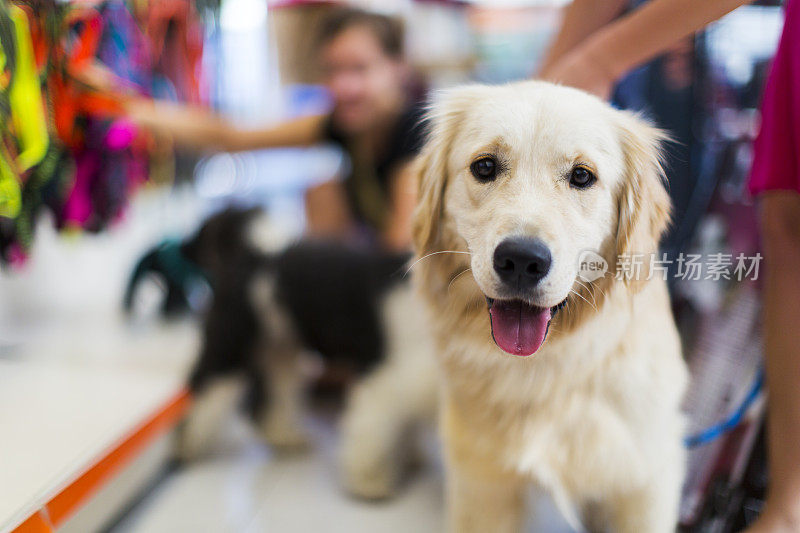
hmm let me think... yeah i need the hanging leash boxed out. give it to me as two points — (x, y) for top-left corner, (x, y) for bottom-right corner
(684, 366), (765, 448)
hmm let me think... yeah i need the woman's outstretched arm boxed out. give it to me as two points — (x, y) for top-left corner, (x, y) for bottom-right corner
(126, 98), (326, 152)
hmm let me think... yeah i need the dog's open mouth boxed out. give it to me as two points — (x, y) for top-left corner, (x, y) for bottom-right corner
(486, 297), (567, 356)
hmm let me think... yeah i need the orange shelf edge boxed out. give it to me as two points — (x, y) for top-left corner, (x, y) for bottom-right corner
(11, 388), (192, 533)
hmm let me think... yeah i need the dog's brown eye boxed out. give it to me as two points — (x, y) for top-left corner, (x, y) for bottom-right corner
(569, 167), (596, 189)
(470, 157), (498, 182)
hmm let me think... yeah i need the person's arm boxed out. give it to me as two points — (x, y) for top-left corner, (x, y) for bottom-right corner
(382, 161), (417, 251)
(302, 161), (417, 250)
(304, 180), (355, 239)
(749, 195), (800, 533)
(125, 98), (326, 152)
(539, 0), (752, 98)
(538, 0), (628, 75)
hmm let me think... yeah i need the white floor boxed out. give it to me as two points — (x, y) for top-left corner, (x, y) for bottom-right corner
(114, 413), (446, 533)
(113, 409), (576, 533)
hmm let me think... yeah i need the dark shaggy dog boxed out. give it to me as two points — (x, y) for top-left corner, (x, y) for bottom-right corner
(179, 207), (438, 499)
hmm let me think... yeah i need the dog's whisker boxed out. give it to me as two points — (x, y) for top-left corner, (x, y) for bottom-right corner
(585, 279), (608, 301)
(573, 279), (590, 296)
(574, 279), (599, 308)
(447, 268), (472, 293)
(570, 289), (597, 312)
(578, 278), (607, 307)
(404, 250), (472, 276)
(573, 279), (589, 291)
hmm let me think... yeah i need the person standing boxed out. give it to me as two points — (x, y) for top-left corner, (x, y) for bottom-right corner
(746, 1), (800, 530)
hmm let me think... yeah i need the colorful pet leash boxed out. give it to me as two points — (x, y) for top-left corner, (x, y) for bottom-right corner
(0, 3), (49, 219)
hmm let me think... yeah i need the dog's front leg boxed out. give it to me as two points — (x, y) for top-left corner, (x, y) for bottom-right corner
(603, 454), (683, 533)
(339, 359), (437, 499)
(443, 401), (527, 533)
(447, 464), (528, 533)
(259, 343), (309, 452)
(178, 375), (246, 461)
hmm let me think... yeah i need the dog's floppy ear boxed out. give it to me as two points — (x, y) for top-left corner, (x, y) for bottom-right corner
(412, 87), (482, 256)
(614, 111), (672, 290)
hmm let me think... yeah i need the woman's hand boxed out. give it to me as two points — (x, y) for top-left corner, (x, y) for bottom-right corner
(539, 0), (751, 101)
(538, 43), (618, 100)
(123, 98), (192, 135)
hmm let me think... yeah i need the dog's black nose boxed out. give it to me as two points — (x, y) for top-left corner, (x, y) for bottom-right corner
(493, 238), (552, 289)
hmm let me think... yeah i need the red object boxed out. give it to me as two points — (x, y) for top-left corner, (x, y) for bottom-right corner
(47, 8), (126, 148)
(140, 0), (205, 104)
(749, 0), (800, 195)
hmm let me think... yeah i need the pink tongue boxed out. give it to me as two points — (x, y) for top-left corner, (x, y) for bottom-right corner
(489, 300), (551, 356)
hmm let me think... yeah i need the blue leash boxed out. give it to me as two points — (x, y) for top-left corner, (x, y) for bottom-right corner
(684, 367), (765, 448)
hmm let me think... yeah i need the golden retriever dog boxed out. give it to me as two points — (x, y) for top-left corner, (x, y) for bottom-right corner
(412, 80), (688, 532)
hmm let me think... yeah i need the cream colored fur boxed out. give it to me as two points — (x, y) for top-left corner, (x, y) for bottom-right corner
(412, 81), (687, 532)
(339, 283), (439, 498)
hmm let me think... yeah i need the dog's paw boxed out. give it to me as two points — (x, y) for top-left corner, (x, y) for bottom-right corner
(173, 422), (211, 463)
(260, 420), (310, 453)
(340, 449), (400, 500)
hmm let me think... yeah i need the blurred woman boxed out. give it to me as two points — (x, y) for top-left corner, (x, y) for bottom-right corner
(127, 8), (425, 251)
